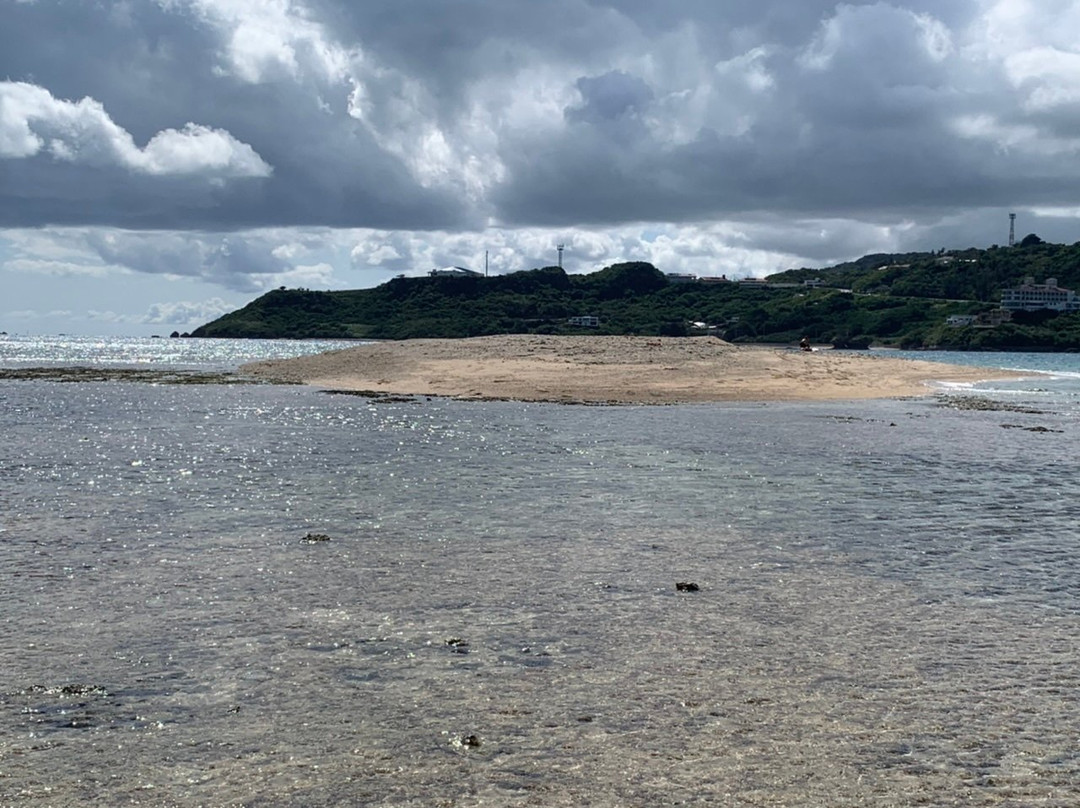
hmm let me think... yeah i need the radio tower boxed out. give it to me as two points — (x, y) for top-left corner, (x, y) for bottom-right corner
(1009, 213), (1016, 247)
(556, 244), (565, 268)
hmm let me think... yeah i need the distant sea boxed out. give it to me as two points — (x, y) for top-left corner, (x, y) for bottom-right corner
(2, 335), (1080, 806)
(0, 333), (361, 370)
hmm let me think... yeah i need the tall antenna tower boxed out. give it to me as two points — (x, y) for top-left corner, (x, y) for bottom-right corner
(556, 244), (565, 268)
(1009, 212), (1016, 247)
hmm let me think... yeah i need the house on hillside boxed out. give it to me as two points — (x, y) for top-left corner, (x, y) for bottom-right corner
(568, 315), (600, 328)
(946, 315), (977, 327)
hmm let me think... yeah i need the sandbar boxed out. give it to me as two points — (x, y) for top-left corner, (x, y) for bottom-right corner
(240, 335), (1024, 404)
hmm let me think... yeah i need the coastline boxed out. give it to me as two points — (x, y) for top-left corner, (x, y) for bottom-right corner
(239, 334), (1027, 404)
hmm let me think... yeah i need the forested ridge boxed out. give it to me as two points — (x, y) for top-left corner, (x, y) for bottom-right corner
(191, 238), (1080, 350)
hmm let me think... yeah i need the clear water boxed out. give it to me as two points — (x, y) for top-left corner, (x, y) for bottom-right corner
(2, 341), (1080, 806)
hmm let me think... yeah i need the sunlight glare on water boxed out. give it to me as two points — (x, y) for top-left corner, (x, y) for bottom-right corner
(0, 334), (360, 370)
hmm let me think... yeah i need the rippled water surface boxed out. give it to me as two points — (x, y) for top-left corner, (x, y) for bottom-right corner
(2, 347), (1080, 805)
(0, 334), (360, 370)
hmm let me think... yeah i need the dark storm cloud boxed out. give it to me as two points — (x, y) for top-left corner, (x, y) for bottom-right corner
(0, 0), (468, 229)
(491, 1), (1064, 226)
(567, 71), (655, 126)
(3, 0), (1080, 241)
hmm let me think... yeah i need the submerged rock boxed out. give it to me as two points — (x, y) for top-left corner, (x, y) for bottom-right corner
(0, 367), (261, 385)
(300, 532), (332, 543)
(939, 395), (1046, 414)
(675, 581), (700, 592)
(445, 637), (470, 654)
(1001, 423), (1063, 433)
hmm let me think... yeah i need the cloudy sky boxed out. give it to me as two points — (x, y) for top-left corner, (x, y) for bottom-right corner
(3, 0), (1080, 335)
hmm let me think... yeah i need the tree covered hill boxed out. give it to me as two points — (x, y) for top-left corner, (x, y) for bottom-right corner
(768, 236), (1080, 301)
(190, 241), (1080, 349)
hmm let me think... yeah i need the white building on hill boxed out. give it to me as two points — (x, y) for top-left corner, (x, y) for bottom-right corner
(1001, 277), (1080, 312)
(568, 315), (600, 328)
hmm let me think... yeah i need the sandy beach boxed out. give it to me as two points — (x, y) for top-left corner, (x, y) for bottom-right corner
(240, 334), (1022, 404)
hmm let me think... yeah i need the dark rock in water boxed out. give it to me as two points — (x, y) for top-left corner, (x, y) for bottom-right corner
(939, 395), (1045, 414)
(460, 734), (481, 748)
(675, 581), (700, 592)
(0, 367), (255, 385)
(1001, 423), (1063, 433)
(322, 389), (416, 404)
(300, 532), (332, 543)
(445, 637), (469, 653)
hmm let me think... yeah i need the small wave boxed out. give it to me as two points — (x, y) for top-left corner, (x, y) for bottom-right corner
(1004, 366), (1080, 380)
(929, 380), (977, 391)
(971, 386), (1055, 397)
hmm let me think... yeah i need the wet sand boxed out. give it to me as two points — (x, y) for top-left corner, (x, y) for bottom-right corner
(241, 335), (1023, 404)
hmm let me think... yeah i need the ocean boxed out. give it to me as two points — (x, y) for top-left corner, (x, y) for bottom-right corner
(2, 336), (1080, 806)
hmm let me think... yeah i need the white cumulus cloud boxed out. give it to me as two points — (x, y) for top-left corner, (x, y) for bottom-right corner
(0, 81), (271, 178)
(141, 298), (235, 325)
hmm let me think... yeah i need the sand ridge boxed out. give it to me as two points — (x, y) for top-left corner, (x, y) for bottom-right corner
(240, 334), (1024, 404)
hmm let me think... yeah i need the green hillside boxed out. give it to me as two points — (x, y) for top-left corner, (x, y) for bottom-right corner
(768, 235), (1080, 301)
(190, 240), (1080, 350)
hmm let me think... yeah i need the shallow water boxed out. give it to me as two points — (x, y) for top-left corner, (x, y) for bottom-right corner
(2, 372), (1080, 806)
